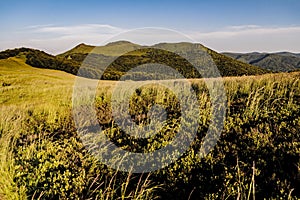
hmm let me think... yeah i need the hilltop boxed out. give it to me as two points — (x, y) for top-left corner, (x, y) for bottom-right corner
(59, 41), (142, 57)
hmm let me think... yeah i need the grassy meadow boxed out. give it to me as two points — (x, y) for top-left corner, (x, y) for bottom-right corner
(0, 57), (299, 199)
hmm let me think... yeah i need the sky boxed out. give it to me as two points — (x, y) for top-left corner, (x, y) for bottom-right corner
(0, 0), (300, 54)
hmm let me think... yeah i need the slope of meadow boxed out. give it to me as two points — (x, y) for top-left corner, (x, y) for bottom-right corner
(0, 57), (299, 199)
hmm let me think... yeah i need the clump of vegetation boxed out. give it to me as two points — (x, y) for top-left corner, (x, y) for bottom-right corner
(10, 111), (159, 200)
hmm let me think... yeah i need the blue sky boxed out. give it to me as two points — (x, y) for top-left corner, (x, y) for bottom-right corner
(1, 0), (300, 54)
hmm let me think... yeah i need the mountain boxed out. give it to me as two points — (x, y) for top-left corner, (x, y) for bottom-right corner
(223, 52), (300, 72)
(58, 41), (268, 78)
(0, 42), (268, 80)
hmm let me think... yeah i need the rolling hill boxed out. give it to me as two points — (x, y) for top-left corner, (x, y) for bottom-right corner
(0, 41), (268, 80)
(223, 52), (300, 72)
(59, 41), (268, 78)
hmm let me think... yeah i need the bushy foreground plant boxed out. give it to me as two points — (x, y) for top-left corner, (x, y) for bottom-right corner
(11, 111), (160, 200)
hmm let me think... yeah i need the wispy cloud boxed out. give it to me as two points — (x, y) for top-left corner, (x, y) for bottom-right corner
(225, 25), (261, 30)
(0, 24), (300, 54)
(190, 25), (300, 52)
(33, 24), (124, 35)
(0, 24), (126, 54)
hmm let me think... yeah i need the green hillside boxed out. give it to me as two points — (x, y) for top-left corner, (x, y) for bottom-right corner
(59, 41), (268, 78)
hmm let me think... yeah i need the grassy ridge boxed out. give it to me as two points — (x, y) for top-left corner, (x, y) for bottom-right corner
(0, 58), (299, 199)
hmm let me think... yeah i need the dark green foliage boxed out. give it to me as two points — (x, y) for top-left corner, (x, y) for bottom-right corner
(0, 48), (34, 59)
(102, 48), (202, 80)
(25, 51), (80, 75)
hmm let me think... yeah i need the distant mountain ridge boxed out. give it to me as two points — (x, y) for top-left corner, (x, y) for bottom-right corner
(0, 41), (268, 80)
(223, 52), (300, 72)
